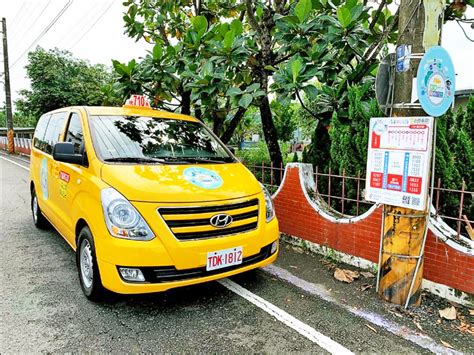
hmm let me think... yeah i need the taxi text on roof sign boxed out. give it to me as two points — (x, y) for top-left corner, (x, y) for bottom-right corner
(124, 94), (151, 108)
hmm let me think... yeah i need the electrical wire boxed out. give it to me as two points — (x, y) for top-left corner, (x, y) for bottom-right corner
(11, 1), (52, 50)
(456, 20), (474, 42)
(7, 2), (29, 34)
(10, 0), (74, 69)
(68, 0), (115, 51)
(52, 0), (106, 49)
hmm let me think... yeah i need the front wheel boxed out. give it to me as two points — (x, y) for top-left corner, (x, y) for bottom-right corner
(76, 226), (106, 301)
(31, 187), (49, 229)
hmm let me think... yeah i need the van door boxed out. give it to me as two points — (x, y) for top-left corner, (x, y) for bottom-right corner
(31, 114), (52, 215)
(51, 111), (87, 245)
(43, 111), (68, 233)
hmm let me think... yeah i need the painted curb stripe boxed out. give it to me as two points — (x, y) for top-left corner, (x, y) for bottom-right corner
(263, 264), (461, 355)
(218, 278), (353, 355)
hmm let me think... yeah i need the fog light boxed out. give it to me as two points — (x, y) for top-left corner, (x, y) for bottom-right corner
(271, 240), (278, 254)
(119, 267), (145, 282)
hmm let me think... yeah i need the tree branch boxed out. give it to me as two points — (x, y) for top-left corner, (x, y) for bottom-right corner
(336, 8), (399, 97)
(296, 90), (319, 120)
(245, 0), (262, 34)
(369, 0), (387, 32)
(220, 107), (247, 144)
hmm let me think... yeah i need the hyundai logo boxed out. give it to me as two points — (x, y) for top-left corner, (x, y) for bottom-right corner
(210, 213), (233, 228)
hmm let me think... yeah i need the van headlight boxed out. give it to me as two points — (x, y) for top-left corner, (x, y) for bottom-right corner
(261, 184), (275, 222)
(101, 188), (154, 240)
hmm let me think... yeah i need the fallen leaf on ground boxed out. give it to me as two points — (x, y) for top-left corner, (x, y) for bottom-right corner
(292, 247), (304, 254)
(334, 268), (360, 283)
(414, 321), (423, 332)
(365, 324), (377, 333)
(388, 310), (403, 318)
(439, 306), (457, 320)
(361, 271), (375, 278)
(360, 284), (373, 291)
(469, 309), (474, 316)
(441, 340), (454, 349)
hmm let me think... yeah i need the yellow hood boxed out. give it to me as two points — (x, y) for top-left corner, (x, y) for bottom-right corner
(100, 162), (262, 203)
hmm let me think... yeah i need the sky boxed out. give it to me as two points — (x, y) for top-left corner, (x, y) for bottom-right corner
(0, 0), (473, 109)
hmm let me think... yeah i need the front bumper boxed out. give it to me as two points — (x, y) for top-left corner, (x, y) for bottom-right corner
(98, 241), (278, 294)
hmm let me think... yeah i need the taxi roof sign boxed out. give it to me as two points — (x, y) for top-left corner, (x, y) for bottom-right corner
(124, 94), (151, 108)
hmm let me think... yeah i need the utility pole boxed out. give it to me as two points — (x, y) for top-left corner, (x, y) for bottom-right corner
(378, 0), (443, 306)
(2, 17), (14, 154)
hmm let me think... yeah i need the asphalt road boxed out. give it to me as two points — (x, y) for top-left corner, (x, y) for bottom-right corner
(0, 155), (448, 353)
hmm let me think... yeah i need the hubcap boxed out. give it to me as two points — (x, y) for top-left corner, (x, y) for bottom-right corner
(80, 240), (93, 289)
(32, 196), (38, 223)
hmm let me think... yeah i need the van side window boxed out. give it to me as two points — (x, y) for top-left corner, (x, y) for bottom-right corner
(44, 112), (67, 155)
(33, 114), (51, 151)
(65, 113), (84, 154)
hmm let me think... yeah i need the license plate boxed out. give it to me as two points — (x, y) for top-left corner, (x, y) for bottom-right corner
(206, 246), (243, 271)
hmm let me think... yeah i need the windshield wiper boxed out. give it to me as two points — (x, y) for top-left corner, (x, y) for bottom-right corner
(104, 157), (168, 164)
(172, 157), (233, 164)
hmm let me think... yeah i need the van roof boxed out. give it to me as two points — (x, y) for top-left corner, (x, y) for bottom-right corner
(50, 106), (199, 122)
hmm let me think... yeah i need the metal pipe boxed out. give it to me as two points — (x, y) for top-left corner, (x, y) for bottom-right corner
(404, 118), (437, 309)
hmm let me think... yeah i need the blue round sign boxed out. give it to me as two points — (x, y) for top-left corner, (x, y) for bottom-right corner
(417, 46), (455, 117)
(183, 167), (223, 189)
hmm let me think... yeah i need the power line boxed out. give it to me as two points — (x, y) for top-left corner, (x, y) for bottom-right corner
(7, 2), (28, 33)
(52, 0), (104, 49)
(68, 0), (115, 51)
(11, 1), (52, 49)
(10, 0), (73, 69)
(9, 1), (43, 44)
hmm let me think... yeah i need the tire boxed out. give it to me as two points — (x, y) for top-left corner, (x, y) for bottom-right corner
(31, 187), (50, 229)
(76, 226), (106, 301)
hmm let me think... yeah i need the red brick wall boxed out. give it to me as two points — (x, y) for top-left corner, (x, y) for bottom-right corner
(274, 166), (474, 295)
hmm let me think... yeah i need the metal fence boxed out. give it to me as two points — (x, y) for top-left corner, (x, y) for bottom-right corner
(246, 163), (473, 239)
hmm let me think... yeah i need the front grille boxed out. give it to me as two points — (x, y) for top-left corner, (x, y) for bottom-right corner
(133, 243), (274, 283)
(158, 198), (259, 241)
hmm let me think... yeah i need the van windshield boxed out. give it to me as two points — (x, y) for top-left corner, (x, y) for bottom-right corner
(89, 115), (235, 164)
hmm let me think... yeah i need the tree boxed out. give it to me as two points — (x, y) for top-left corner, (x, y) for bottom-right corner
(0, 108), (35, 127)
(117, 0), (397, 173)
(16, 47), (121, 120)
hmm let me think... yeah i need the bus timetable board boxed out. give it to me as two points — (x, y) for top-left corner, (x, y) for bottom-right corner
(365, 117), (434, 211)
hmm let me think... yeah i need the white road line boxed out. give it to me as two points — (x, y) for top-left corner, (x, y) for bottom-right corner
(218, 278), (353, 355)
(0, 156), (30, 171)
(263, 264), (461, 355)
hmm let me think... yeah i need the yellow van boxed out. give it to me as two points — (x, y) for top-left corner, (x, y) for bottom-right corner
(29, 98), (279, 300)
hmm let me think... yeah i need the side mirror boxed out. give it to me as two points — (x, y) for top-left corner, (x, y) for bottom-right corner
(53, 142), (84, 165)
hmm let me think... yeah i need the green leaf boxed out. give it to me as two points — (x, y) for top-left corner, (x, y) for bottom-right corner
(294, 0), (312, 23)
(350, 5), (364, 22)
(152, 44), (163, 60)
(166, 45), (176, 57)
(302, 85), (318, 99)
(202, 61), (213, 76)
(313, 77), (323, 90)
(337, 7), (352, 28)
(223, 30), (235, 49)
(127, 59), (136, 73)
(345, 0), (358, 10)
(253, 90), (265, 98)
(230, 19), (243, 36)
(264, 65), (277, 72)
(226, 87), (242, 96)
(246, 83), (260, 92)
(238, 93), (253, 108)
(290, 58), (303, 83)
(191, 16), (208, 33)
